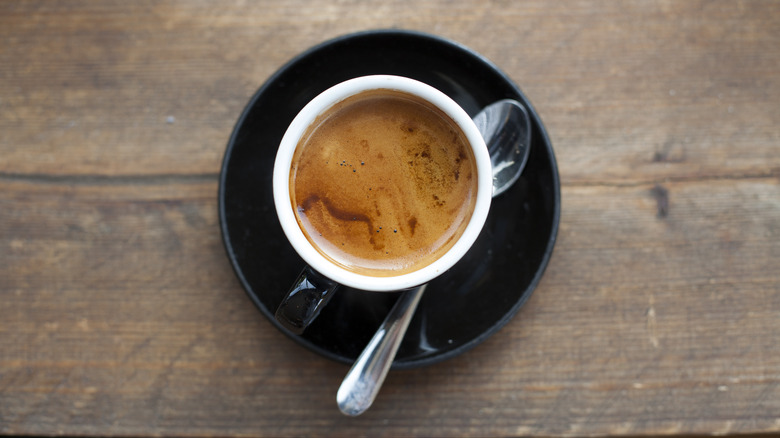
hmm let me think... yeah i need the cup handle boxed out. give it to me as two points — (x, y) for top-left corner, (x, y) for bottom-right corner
(275, 266), (339, 335)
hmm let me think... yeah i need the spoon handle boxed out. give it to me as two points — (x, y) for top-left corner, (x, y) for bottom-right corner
(337, 284), (427, 416)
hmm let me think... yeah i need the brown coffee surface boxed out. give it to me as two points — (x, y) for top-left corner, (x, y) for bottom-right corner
(290, 89), (478, 277)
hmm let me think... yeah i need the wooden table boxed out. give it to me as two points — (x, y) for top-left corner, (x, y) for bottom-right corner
(2, 1), (778, 436)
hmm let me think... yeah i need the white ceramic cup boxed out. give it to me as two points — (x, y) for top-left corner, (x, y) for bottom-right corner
(272, 75), (492, 332)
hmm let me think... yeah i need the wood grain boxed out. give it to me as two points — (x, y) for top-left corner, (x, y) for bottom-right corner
(1, 0), (779, 436)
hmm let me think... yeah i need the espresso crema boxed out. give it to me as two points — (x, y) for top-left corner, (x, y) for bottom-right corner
(289, 89), (478, 276)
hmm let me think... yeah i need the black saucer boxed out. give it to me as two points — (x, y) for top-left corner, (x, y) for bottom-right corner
(219, 30), (560, 369)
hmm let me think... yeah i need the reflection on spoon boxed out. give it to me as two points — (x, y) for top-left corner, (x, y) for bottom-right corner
(337, 99), (532, 416)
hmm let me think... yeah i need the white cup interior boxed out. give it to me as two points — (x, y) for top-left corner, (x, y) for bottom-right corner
(273, 75), (492, 291)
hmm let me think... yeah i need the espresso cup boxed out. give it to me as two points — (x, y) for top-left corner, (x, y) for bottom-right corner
(273, 75), (492, 334)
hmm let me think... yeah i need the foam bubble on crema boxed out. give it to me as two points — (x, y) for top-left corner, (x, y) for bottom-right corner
(290, 89), (478, 277)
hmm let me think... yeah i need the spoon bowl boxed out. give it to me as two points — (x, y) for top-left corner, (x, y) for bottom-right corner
(474, 99), (532, 197)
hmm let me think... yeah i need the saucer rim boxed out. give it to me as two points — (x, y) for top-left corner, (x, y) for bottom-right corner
(218, 29), (561, 369)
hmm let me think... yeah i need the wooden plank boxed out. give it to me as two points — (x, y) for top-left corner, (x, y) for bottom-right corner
(1, 0), (778, 183)
(1, 176), (777, 436)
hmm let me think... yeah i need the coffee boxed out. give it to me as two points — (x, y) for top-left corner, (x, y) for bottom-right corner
(289, 89), (478, 277)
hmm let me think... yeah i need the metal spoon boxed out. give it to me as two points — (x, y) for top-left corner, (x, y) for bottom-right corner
(337, 99), (532, 416)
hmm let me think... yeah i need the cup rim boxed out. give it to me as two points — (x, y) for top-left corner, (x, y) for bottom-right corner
(272, 75), (493, 291)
